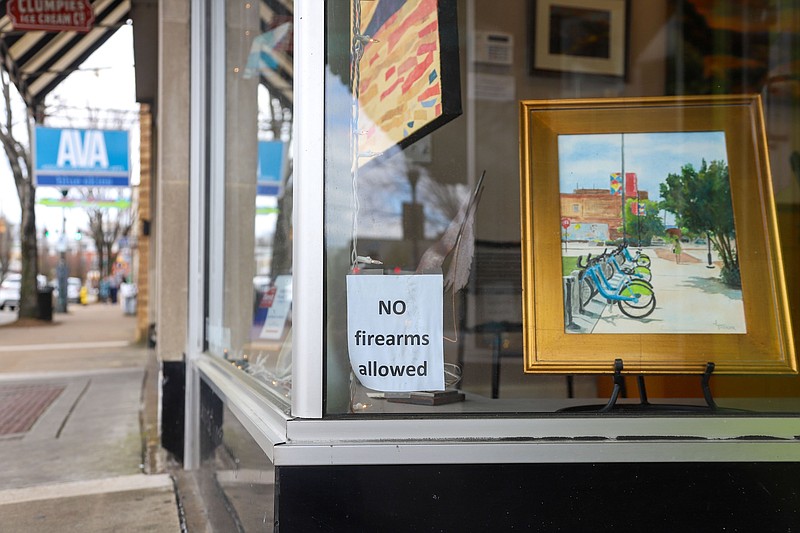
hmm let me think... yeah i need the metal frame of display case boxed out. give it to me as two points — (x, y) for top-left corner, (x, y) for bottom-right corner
(184, 0), (800, 470)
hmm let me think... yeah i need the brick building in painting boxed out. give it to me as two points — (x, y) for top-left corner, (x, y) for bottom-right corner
(560, 188), (650, 241)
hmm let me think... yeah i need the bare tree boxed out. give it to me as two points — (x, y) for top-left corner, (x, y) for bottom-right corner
(419, 177), (469, 235)
(0, 214), (12, 281)
(81, 188), (135, 278)
(0, 70), (38, 318)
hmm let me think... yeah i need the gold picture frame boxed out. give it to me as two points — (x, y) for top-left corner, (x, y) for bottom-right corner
(519, 95), (796, 375)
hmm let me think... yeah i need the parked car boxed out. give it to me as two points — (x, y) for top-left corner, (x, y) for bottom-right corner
(67, 277), (82, 303)
(51, 277), (83, 303)
(0, 274), (51, 311)
(0, 273), (21, 311)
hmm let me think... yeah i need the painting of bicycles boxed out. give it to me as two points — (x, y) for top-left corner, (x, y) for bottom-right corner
(519, 95), (796, 374)
(559, 130), (746, 335)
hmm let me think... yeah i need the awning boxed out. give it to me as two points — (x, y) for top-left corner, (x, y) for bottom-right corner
(0, 0), (132, 110)
(256, 0), (293, 108)
(0, 0), (293, 113)
(131, 0), (294, 109)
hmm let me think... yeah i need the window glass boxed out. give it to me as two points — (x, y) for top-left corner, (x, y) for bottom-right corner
(197, 380), (276, 530)
(206, 0), (294, 406)
(324, 0), (800, 416)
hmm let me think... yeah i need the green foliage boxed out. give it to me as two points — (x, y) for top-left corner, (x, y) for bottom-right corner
(659, 160), (734, 236)
(721, 263), (741, 289)
(659, 160), (739, 286)
(622, 198), (665, 246)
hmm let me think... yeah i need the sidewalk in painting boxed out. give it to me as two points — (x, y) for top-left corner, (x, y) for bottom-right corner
(566, 244), (746, 335)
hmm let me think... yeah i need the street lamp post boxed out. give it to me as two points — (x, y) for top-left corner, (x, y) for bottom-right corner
(706, 231), (715, 269)
(56, 189), (69, 313)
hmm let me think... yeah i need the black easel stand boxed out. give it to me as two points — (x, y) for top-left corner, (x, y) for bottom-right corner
(562, 359), (726, 413)
(701, 362), (718, 410)
(598, 359), (627, 413)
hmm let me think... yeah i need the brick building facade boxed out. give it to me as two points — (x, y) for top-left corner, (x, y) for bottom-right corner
(560, 188), (649, 241)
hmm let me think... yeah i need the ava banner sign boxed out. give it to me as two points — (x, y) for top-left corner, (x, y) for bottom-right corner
(347, 274), (444, 392)
(257, 140), (285, 196)
(7, 0), (94, 32)
(34, 127), (130, 187)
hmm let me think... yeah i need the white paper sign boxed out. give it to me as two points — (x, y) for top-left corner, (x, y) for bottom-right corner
(259, 275), (292, 340)
(347, 274), (444, 392)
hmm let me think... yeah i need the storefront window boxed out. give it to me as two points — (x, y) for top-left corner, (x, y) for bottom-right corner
(324, 1), (800, 415)
(206, 0), (294, 406)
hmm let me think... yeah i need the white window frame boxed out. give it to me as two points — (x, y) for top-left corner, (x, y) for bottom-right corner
(291, 0), (325, 419)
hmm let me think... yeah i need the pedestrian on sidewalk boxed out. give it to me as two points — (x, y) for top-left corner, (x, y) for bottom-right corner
(99, 277), (110, 303)
(672, 236), (682, 264)
(109, 275), (119, 304)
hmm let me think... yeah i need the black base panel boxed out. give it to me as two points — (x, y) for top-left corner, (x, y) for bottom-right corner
(276, 462), (800, 532)
(160, 360), (185, 461)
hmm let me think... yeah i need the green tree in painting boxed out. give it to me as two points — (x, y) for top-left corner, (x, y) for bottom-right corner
(621, 198), (665, 246)
(659, 160), (739, 287)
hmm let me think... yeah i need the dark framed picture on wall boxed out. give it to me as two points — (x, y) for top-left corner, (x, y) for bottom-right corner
(531, 0), (629, 77)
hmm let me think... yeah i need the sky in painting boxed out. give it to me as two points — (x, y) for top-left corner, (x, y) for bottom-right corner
(558, 131), (729, 208)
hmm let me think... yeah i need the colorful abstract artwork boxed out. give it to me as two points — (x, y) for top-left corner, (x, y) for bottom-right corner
(356, 0), (461, 164)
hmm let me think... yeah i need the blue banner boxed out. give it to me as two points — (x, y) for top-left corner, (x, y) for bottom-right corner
(257, 140), (285, 196)
(34, 126), (130, 187)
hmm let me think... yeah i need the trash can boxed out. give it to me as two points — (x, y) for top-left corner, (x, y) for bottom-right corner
(37, 286), (54, 321)
(124, 295), (137, 315)
(120, 283), (137, 315)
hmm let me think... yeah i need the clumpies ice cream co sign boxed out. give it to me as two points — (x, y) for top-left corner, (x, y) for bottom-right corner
(7, 0), (95, 33)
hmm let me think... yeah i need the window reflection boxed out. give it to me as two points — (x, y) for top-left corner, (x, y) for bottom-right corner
(209, 1), (294, 401)
(197, 382), (276, 530)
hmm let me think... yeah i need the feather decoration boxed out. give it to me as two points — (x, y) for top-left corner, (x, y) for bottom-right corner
(416, 171), (486, 293)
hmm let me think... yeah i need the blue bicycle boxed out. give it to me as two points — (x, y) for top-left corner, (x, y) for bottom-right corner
(620, 243), (651, 268)
(579, 251), (651, 307)
(578, 254), (656, 319)
(609, 247), (652, 283)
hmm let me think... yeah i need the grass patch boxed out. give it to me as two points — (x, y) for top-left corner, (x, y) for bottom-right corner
(562, 256), (579, 276)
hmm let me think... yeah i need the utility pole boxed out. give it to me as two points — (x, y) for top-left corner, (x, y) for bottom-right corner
(620, 134), (626, 243)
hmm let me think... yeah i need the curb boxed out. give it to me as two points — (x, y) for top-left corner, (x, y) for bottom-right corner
(0, 473), (173, 505)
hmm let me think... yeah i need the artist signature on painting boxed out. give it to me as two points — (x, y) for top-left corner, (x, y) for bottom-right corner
(713, 320), (736, 331)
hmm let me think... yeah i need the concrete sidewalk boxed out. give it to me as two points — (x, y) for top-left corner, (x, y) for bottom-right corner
(0, 304), (183, 532)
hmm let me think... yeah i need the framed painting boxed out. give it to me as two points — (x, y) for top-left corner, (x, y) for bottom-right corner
(354, 0), (462, 166)
(518, 95), (796, 375)
(530, 0), (629, 78)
